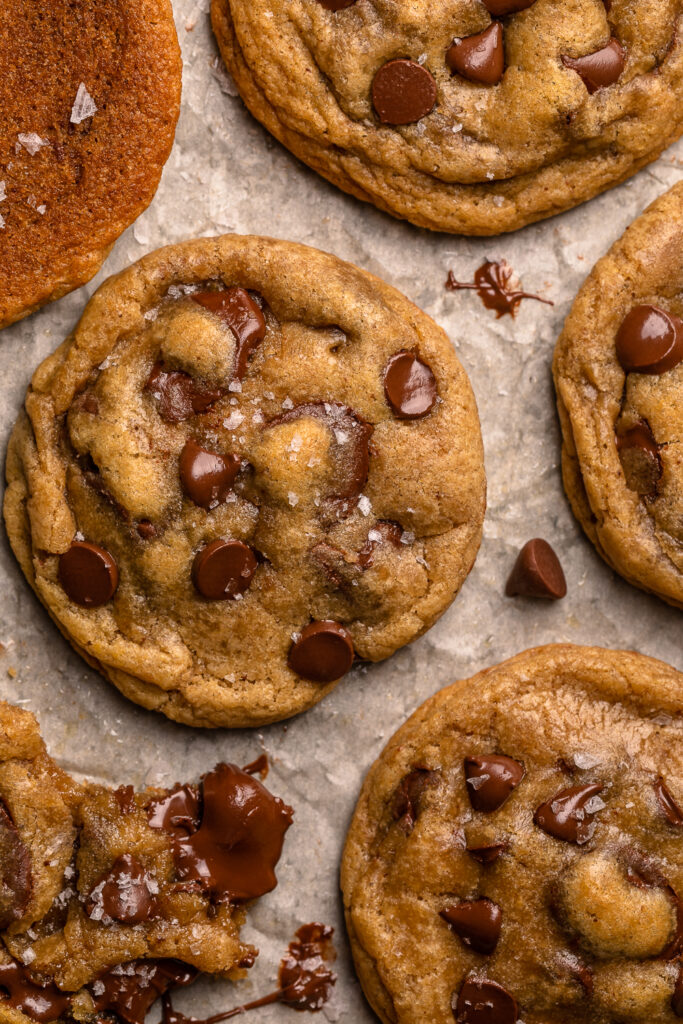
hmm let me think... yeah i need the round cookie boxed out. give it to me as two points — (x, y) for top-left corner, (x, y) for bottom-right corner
(3, 235), (485, 728)
(342, 644), (683, 1024)
(553, 181), (683, 609)
(0, 0), (182, 330)
(211, 0), (683, 236)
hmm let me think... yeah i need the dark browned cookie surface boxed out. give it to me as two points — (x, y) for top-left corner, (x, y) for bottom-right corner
(342, 644), (683, 1024)
(0, 0), (182, 330)
(212, 0), (683, 234)
(3, 236), (485, 727)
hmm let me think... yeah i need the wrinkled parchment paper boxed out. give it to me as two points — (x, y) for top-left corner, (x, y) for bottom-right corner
(0, 2), (681, 1019)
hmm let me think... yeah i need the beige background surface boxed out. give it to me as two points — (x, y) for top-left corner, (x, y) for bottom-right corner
(0, 2), (681, 1020)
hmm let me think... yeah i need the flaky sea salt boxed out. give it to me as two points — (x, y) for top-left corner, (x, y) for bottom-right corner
(288, 492), (299, 507)
(17, 133), (48, 156)
(0, 181), (6, 202)
(223, 410), (244, 430)
(358, 495), (372, 516)
(0, 214), (4, 231)
(573, 752), (601, 769)
(70, 83), (97, 124)
(282, 396), (294, 410)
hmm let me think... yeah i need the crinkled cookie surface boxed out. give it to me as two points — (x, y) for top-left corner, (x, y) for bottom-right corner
(3, 236), (485, 728)
(212, 0), (683, 234)
(553, 180), (683, 609)
(342, 644), (683, 1024)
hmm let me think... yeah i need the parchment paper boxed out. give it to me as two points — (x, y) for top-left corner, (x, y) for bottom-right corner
(0, 2), (681, 1019)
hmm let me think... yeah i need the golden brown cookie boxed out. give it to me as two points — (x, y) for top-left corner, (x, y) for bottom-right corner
(0, 698), (293, 1024)
(553, 181), (683, 609)
(0, 0), (182, 330)
(211, 0), (683, 236)
(3, 235), (485, 728)
(342, 644), (683, 1024)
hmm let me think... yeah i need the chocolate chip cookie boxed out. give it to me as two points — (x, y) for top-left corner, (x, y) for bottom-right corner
(553, 181), (683, 609)
(0, 0), (181, 330)
(342, 644), (683, 1024)
(0, 698), (293, 1023)
(4, 235), (485, 727)
(211, 0), (683, 235)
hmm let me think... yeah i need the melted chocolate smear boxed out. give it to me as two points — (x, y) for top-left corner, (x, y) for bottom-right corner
(655, 778), (683, 827)
(91, 959), (197, 1024)
(161, 923), (336, 1024)
(243, 753), (269, 779)
(147, 784), (201, 837)
(160, 764), (293, 903)
(0, 798), (32, 929)
(446, 261), (553, 318)
(393, 767), (439, 833)
(115, 785), (137, 815)
(192, 288), (266, 381)
(146, 362), (223, 423)
(0, 960), (71, 1023)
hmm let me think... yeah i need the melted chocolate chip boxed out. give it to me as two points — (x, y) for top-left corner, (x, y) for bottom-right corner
(447, 24), (504, 86)
(534, 783), (604, 844)
(372, 59), (437, 125)
(146, 363), (223, 423)
(0, 960), (71, 1023)
(655, 778), (683, 827)
(357, 521), (403, 569)
(453, 977), (518, 1024)
(446, 261), (553, 318)
(192, 289), (266, 380)
(467, 842), (508, 865)
(169, 763), (293, 903)
(192, 540), (257, 600)
(393, 767), (439, 832)
(561, 38), (625, 93)
(441, 899), (502, 955)
(288, 621), (354, 683)
(243, 753), (269, 778)
(383, 351), (438, 419)
(464, 755), (525, 813)
(86, 853), (159, 925)
(148, 784), (201, 837)
(616, 305), (683, 375)
(91, 960), (197, 1024)
(617, 422), (662, 496)
(58, 540), (119, 607)
(0, 799), (32, 930)
(482, 0), (536, 11)
(179, 440), (241, 508)
(114, 785), (137, 815)
(505, 538), (567, 600)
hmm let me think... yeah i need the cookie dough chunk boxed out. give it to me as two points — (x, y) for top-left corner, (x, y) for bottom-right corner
(0, 699), (293, 1023)
(0, 0), (181, 330)
(553, 181), (683, 608)
(211, 0), (683, 235)
(342, 644), (683, 1024)
(3, 235), (485, 727)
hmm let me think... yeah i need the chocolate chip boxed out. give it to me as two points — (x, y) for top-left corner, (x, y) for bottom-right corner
(393, 767), (439, 832)
(441, 899), (502, 954)
(561, 37), (625, 93)
(617, 422), (661, 496)
(58, 540), (119, 607)
(146, 362), (223, 423)
(0, 959), (72, 1023)
(192, 539), (257, 600)
(192, 288), (266, 380)
(383, 351), (438, 419)
(655, 778), (683, 827)
(91, 960), (197, 1024)
(505, 538), (567, 600)
(615, 304), (683, 375)
(453, 977), (518, 1024)
(534, 783), (604, 844)
(464, 755), (525, 813)
(357, 521), (403, 569)
(86, 853), (159, 925)
(0, 799), (32, 930)
(171, 763), (294, 902)
(467, 842), (507, 865)
(372, 59), (437, 125)
(179, 439), (241, 509)
(147, 784), (201, 836)
(447, 24), (505, 86)
(136, 520), (157, 541)
(288, 621), (354, 683)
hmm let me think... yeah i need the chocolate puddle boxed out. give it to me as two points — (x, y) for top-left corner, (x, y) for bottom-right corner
(446, 260), (553, 318)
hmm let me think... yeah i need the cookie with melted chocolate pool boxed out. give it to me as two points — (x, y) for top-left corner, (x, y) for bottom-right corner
(554, 181), (683, 608)
(211, 0), (683, 235)
(3, 235), (485, 727)
(0, 699), (293, 1024)
(342, 644), (683, 1024)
